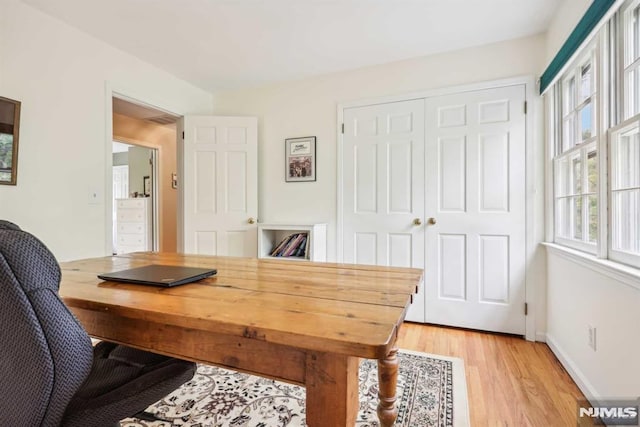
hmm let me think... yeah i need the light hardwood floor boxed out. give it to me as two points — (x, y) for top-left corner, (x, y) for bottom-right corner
(396, 322), (589, 427)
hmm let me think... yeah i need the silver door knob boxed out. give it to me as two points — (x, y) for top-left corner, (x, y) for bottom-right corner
(248, 217), (256, 224)
(427, 217), (437, 225)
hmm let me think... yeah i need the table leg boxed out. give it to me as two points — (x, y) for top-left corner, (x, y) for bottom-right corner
(377, 347), (399, 427)
(305, 351), (359, 427)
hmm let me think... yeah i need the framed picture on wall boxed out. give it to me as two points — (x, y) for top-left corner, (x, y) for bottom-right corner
(285, 136), (316, 182)
(0, 96), (21, 186)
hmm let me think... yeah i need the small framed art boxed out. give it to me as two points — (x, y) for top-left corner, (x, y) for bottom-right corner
(0, 96), (21, 186)
(285, 136), (316, 182)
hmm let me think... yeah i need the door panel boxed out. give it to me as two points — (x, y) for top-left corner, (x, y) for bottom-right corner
(439, 234), (466, 300)
(343, 99), (426, 322)
(388, 233), (412, 267)
(479, 133), (510, 211)
(195, 152), (216, 213)
(425, 85), (526, 335)
(354, 232), (377, 265)
(226, 151), (248, 212)
(181, 116), (258, 257)
(439, 136), (467, 211)
(479, 234), (509, 302)
(196, 231), (217, 254)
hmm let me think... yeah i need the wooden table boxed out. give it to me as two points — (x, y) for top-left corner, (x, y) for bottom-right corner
(59, 252), (422, 427)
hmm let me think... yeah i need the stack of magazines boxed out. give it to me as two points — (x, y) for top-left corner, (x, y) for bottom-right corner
(270, 233), (308, 257)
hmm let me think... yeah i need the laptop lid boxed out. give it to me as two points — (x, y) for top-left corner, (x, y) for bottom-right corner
(97, 264), (217, 287)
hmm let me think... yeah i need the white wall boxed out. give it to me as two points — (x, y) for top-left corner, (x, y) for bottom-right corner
(0, 0), (212, 261)
(546, 250), (640, 398)
(0, 1), (4, 85)
(212, 34), (544, 259)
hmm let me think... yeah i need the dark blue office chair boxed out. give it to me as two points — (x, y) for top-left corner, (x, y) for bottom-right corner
(0, 220), (196, 426)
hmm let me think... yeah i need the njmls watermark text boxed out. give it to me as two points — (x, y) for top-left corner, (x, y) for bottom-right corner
(578, 399), (639, 426)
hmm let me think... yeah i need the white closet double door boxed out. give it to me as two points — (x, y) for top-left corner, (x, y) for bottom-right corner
(342, 84), (526, 335)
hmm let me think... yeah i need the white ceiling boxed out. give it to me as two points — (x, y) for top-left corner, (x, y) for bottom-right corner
(22, 0), (562, 93)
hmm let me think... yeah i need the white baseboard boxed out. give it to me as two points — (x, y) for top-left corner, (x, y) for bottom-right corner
(545, 333), (599, 401)
(535, 332), (547, 342)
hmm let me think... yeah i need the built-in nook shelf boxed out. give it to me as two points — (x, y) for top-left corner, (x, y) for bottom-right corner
(258, 223), (327, 262)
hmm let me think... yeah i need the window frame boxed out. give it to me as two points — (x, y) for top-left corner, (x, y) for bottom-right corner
(622, 0), (640, 119)
(608, 116), (640, 267)
(552, 43), (600, 254)
(609, 0), (640, 268)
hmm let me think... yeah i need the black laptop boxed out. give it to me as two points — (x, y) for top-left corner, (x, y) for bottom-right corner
(98, 264), (217, 287)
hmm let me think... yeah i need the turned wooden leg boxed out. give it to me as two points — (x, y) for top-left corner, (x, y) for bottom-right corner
(377, 347), (399, 427)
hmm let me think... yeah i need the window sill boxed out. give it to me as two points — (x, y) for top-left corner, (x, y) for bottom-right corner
(542, 242), (640, 292)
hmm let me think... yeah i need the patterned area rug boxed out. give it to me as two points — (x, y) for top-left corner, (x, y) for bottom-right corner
(121, 349), (469, 427)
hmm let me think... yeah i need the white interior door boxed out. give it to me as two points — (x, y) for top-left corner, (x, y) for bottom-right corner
(424, 85), (526, 334)
(342, 99), (426, 322)
(180, 116), (258, 257)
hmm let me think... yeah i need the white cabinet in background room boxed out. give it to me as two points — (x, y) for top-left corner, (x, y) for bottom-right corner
(115, 198), (152, 254)
(258, 224), (327, 262)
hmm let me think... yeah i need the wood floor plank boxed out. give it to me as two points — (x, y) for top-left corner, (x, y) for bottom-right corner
(397, 323), (591, 426)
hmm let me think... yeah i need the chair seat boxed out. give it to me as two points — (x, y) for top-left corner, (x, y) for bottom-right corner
(62, 342), (196, 427)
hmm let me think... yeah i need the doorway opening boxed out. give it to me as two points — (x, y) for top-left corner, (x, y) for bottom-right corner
(111, 141), (157, 254)
(111, 96), (180, 254)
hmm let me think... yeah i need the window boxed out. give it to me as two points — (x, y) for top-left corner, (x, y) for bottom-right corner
(553, 47), (599, 253)
(547, 0), (640, 269)
(612, 0), (640, 266)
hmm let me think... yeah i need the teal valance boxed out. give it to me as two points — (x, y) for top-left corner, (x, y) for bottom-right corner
(540, 0), (616, 94)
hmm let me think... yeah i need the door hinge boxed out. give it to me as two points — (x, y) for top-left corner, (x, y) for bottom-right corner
(524, 302), (528, 316)
(182, 131), (185, 139)
(524, 101), (528, 115)
(341, 123), (344, 134)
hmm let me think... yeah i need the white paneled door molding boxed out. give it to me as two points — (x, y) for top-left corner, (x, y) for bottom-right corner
(180, 116), (258, 257)
(340, 84), (527, 334)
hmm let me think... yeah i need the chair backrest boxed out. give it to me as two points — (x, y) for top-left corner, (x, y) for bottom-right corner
(0, 221), (94, 427)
